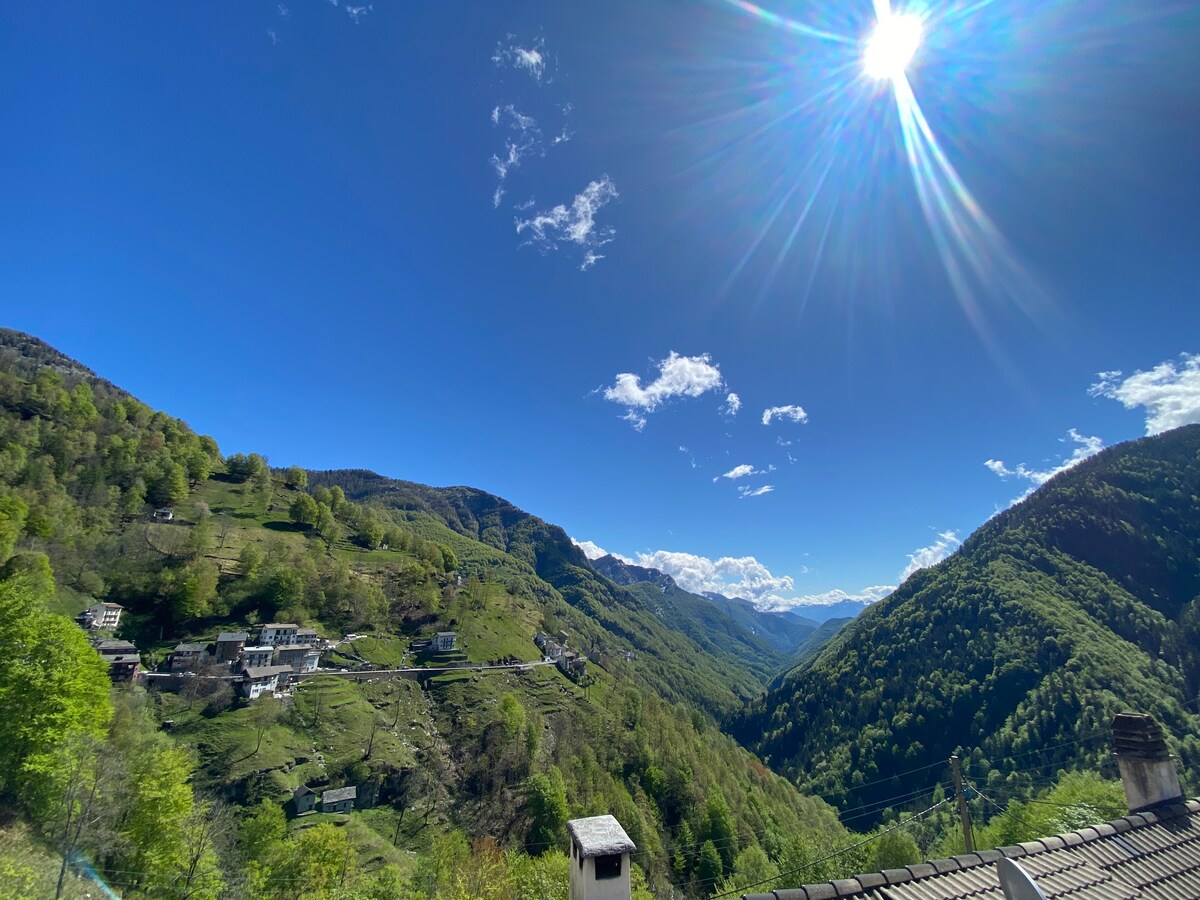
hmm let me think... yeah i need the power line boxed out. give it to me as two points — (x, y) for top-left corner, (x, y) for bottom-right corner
(711, 797), (952, 899)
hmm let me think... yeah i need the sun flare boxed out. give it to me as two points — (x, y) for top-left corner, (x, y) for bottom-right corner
(863, 13), (922, 81)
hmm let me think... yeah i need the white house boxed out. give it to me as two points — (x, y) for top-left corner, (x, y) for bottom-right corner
(259, 624), (301, 646)
(275, 644), (320, 674)
(241, 645), (274, 669)
(433, 632), (457, 652)
(81, 602), (123, 631)
(240, 665), (293, 700)
(568, 815), (637, 900)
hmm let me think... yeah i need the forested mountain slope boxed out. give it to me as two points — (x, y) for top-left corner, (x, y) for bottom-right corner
(732, 425), (1200, 824)
(307, 469), (807, 713)
(0, 329), (859, 898)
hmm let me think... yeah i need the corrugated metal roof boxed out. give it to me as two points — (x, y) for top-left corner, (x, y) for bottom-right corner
(743, 800), (1200, 900)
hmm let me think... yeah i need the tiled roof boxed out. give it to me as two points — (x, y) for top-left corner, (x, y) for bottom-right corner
(743, 800), (1200, 900)
(243, 665), (293, 679)
(322, 786), (357, 804)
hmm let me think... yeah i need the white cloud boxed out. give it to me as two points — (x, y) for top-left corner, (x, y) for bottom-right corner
(489, 105), (543, 208)
(601, 351), (724, 430)
(344, 3), (371, 24)
(277, 3), (290, 18)
(738, 484), (775, 498)
(572, 538), (622, 561)
(631, 550), (795, 602)
(715, 464), (757, 481)
(515, 176), (618, 270)
(267, 28), (278, 44)
(984, 428), (1104, 500)
(762, 405), (809, 426)
(721, 392), (742, 416)
(679, 446), (699, 469)
(1089, 353), (1200, 435)
(900, 530), (961, 580)
(758, 585), (894, 613)
(492, 37), (549, 82)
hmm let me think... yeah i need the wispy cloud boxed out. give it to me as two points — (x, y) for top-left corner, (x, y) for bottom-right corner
(762, 405), (809, 426)
(900, 530), (960, 580)
(715, 464), (758, 481)
(679, 446), (699, 469)
(489, 105), (543, 208)
(516, 176), (618, 269)
(277, 3), (290, 18)
(492, 36), (549, 83)
(721, 392), (742, 417)
(344, 3), (371, 23)
(601, 351), (724, 430)
(985, 428), (1103, 502)
(738, 484), (775, 498)
(267, 28), (278, 45)
(1090, 353), (1200, 435)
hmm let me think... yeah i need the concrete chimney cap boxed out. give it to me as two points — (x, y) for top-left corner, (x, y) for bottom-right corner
(567, 816), (637, 858)
(1112, 712), (1171, 760)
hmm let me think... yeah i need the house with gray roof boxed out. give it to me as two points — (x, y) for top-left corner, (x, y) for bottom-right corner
(741, 713), (1200, 900)
(169, 642), (207, 672)
(321, 786), (357, 814)
(239, 664), (293, 700)
(568, 814), (637, 900)
(214, 631), (248, 662)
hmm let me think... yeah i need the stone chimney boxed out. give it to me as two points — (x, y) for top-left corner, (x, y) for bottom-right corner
(1112, 712), (1183, 813)
(567, 815), (636, 900)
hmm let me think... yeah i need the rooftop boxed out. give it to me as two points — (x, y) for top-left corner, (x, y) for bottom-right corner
(173, 643), (207, 653)
(216, 631), (248, 642)
(261, 623), (299, 630)
(243, 665), (294, 679)
(742, 799), (1200, 900)
(567, 815), (637, 858)
(322, 786), (357, 804)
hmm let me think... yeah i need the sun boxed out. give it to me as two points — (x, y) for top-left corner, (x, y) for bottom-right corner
(863, 13), (923, 81)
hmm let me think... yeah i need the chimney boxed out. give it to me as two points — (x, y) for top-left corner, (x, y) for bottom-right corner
(567, 815), (636, 900)
(1112, 712), (1183, 813)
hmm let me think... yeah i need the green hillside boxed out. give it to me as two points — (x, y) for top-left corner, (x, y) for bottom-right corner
(0, 329), (859, 898)
(732, 424), (1200, 825)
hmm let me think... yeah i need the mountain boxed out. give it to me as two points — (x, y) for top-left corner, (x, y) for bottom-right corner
(592, 555), (820, 655)
(782, 597), (885, 623)
(306, 470), (793, 712)
(732, 425), (1200, 824)
(0, 329), (863, 897)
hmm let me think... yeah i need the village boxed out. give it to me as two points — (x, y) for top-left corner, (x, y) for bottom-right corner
(76, 600), (594, 704)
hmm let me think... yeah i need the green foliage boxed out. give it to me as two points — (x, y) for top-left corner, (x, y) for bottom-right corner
(524, 768), (569, 854)
(975, 772), (1127, 849)
(734, 425), (1200, 826)
(289, 493), (320, 529)
(0, 575), (112, 803)
(285, 466), (308, 490)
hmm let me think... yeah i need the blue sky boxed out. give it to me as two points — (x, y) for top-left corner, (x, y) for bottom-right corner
(2, 0), (1198, 613)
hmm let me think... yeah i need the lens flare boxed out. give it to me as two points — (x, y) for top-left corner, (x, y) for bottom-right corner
(864, 14), (922, 81)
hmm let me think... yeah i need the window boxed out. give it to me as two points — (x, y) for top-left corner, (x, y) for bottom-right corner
(594, 853), (622, 880)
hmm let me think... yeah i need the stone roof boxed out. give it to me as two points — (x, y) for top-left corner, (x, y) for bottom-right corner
(742, 799), (1200, 900)
(567, 815), (637, 858)
(243, 665), (293, 679)
(216, 632), (248, 642)
(96, 639), (137, 653)
(261, 623), (299, 630)
(107, 654), (140, 664)
(173, 643), (207, 653)
(294, 784), (317, 797)
(436, 631), (456, 638)
(322, 786), (357, 804)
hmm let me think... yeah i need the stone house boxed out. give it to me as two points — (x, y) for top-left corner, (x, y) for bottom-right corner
(321, 786), (357, 815)
(169, 643), (207, 672)
(214, 632), (248, 663)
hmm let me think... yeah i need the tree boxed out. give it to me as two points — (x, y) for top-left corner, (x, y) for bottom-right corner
(524, 768), (569, 854)
(285, 466), (308, 490)
(239, 543), (265, 580)
(289, 494), (319, 530)
(252, 698), (283, 754)
(0, 492), (29, 561)
(697, 839), (723, 893)
(0, 576), (112, 801)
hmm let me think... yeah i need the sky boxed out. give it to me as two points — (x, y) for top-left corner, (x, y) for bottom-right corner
(2, 0), (1199, 615)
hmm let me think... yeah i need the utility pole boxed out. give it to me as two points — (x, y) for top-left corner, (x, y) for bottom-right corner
(950, 754), (974, 852)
